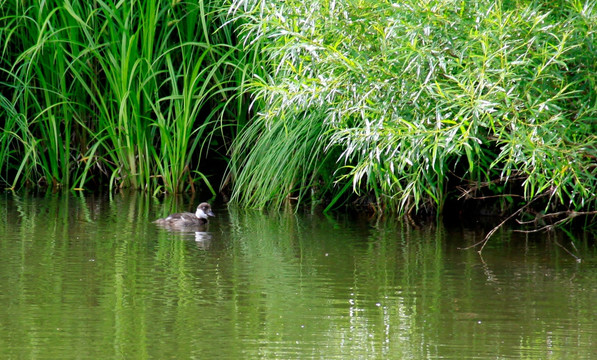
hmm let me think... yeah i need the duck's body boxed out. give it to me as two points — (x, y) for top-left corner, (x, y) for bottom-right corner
(154, 202), (215, 228)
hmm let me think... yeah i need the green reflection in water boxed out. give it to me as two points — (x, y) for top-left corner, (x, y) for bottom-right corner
(0, 192), (595, 359)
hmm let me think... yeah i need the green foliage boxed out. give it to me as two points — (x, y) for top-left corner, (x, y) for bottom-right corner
(0, 0), (237, 193)
(228, 110), (336, 208)
(1, 0), (596, 221)
(228, 0), (597, 215)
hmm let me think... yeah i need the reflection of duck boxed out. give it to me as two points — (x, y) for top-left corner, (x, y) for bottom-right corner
(154, 202), (215, 227)
(194, 231), (213, 249)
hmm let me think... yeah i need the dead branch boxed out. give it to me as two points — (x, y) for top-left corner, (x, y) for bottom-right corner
(459, 192), (550, 254)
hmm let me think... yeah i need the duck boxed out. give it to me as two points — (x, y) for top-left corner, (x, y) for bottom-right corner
(154, 202), (215, 227)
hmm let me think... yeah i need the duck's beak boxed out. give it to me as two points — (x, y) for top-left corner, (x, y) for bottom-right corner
(207, 209), (215, 217)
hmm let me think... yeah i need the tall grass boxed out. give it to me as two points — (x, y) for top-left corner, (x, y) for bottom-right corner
(227, 0), (597, 219)
(0, 0), (237, 194)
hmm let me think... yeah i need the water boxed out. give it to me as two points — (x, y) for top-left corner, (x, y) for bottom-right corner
(1, 192), (596, 359)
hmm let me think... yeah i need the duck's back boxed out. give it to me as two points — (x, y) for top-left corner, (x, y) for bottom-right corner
(154, 212), (206, 226)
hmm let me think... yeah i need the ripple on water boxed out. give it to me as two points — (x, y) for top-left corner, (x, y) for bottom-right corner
(1, 194), (596, 359)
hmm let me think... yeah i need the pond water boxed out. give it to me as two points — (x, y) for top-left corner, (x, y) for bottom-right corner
(1, 192), (596, 359)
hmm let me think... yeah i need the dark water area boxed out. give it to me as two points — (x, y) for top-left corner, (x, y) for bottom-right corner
(1, 192), (596, 359)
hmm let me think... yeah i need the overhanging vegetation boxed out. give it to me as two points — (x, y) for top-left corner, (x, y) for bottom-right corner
(1, 0), (596, 230)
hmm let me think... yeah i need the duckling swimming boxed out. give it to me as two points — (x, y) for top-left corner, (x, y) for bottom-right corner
(154, 202), (215, 227)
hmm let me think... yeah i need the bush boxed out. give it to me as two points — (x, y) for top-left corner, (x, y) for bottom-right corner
(228, 0), (597, 220)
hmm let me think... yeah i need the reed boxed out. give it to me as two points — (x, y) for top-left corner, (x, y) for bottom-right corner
(227, 0), (597, 220)
(0, 0), (236, 194)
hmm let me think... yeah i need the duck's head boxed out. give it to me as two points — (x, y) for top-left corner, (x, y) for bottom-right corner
(195, 202), (215, 220)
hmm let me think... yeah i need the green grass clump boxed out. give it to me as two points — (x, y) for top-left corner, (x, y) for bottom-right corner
(228, 0), (597, 218)
(0, 0), (237, 194)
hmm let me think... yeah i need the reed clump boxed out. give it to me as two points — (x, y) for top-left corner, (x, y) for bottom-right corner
(0, 0), (237, 194)
(227, 0), (597, 224)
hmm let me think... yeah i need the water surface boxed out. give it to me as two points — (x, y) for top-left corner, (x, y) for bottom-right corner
(1, 193), (595, 359)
